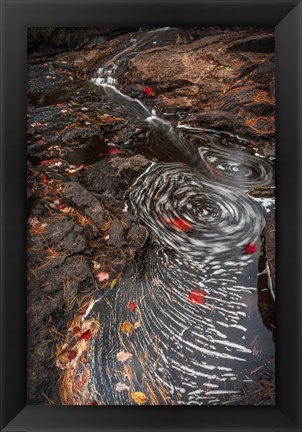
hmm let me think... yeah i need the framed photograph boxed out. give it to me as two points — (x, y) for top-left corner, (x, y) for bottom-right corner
(0, 0), (301, 431)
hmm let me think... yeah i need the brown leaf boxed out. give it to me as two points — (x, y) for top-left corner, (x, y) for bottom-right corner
(116, 350), (133, 363)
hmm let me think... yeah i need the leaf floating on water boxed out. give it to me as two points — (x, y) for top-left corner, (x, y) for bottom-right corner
(243, 242), (257, 254)
(120, 321), (132, 335)
(117, 350), (133, 363)
(116, 382), (130, 392)
(133, 321), (141, 330)
(96, 272), (109, 282)
(130, 391), (148, 405)
(188, 290), (207, 305)
(80, 329), (92, 340)
(161, 216), (192, 232)
(127, 301), (137, 312)
(110, 278), (119, 289)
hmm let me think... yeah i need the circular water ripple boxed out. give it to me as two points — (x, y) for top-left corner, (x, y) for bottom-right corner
(129, 162), (265, 259)
(87, 245), (274, 405)
(178, 127), (274, 189)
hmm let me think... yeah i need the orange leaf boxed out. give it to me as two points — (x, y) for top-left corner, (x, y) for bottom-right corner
(120, 321), (132, 336)
(130, 391), (148, 405)
(108, 148), (122, 155)
(127, 301), (137, 312)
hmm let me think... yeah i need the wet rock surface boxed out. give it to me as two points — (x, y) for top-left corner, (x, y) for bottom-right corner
(27, 27), (275, 404)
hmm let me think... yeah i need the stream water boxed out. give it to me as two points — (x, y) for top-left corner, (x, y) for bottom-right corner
(80, 28), (275, 405)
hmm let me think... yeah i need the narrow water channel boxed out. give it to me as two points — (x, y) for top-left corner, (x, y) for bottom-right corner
(75, 27), (275, 405)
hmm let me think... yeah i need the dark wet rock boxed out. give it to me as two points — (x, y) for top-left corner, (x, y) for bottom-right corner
(243, 102), (274, 116)
(227, 34), (275, 53)
(127, 224), (149, 250)
(249, 62), (275, 84)
(264, 210), (275, 294)
(196, 111), (234, 130)
(61, 182), (109, 228)
(107, 217), (126, 248)
(42, 216), (86, 254)
(87, 154), (150, 199)
(27, 63), (78, 106)
(27, 276), (57, 329)
(256, 141), (275, 157)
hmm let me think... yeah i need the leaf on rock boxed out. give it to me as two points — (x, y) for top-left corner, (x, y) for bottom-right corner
(96, 272), (109, 282)
(127, 301), (137, 312)
(72, 326), (81, 334)
(130, 391), (148, 405)
(108, 148), (122, 155)
(120, 321), (132, 336)
(80, 329), (92, 340)
(117, 350), (133, 363)
(144, 87), (155, 97)
(68, 349), (78, 361)
(188, 290), (207, 305)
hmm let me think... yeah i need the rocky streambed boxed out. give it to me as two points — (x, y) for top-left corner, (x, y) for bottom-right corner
(27, 27), (275, 405)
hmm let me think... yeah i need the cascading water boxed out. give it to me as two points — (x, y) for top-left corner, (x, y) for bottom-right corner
(83, 27), (275, 405)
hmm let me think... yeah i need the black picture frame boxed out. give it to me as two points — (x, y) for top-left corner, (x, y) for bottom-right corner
(0, 0), (301, 431)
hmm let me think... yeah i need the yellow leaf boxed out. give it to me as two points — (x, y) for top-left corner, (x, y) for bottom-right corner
(133, 322), (141, 330)
(110, 278), (119, 289)
(120, 321), (132, 335)
(130, 391), (148, 405)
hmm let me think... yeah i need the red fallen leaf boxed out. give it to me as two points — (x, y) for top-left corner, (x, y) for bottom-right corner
(40, 160), (57, 167)
(80, 329), (92, 340)
(170, 217), (192, 231)
(30, 122), (43, 128)
(41, 173), (49, 183)
(161, 216), (192, 232)
(243, 242), (257, 254)
(144, 86), (155, 96)
(204, 160), (224, 180)
(127, 301), (137, 312)
(188, 290), (207, 305)
(56, 103), (64, 107)
(59, 203), (66, 209)
(68, 349), (78, 361)
(108, 148), (122, 155)
(73, 326), (81, 334)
